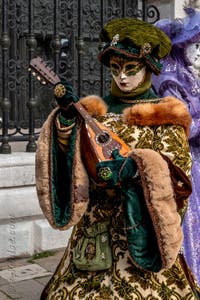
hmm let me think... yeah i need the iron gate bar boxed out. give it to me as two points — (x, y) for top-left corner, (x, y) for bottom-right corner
(0, 0), (160, 153)
(26, 0), (37, 152)
(0, 0), (11, 154)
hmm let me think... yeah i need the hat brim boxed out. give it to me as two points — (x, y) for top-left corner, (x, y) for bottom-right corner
(98, 46), (141, 67)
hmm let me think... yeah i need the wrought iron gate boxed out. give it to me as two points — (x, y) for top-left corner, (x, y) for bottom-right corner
(0, 0), (159, 153)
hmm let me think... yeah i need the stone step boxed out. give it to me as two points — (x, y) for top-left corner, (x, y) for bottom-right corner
(0, 152), (71, 260)
(0, 152), (35, 188)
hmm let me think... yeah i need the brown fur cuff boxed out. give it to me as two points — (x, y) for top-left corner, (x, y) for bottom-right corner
(128, 149), (183, 269)
(35, 108), (89, 230)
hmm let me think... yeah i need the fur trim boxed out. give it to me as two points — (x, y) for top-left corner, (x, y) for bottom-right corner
(129, 149), (183, 270)
(80, 95), (108, 117)
(35, 108), (89, 230)
(122, 96), (192, 137)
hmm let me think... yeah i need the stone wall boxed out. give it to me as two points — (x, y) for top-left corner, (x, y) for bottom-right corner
(0, 152), (72, 260)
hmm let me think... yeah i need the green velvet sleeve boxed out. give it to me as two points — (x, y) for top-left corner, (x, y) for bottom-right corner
(51, 124), (77, 227)
(121, 180), (162, 272)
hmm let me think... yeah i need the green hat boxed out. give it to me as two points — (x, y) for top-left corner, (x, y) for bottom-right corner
(98, 18), (172, 75)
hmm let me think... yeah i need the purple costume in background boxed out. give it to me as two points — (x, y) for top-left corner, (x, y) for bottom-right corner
(152, 7), (200, 285)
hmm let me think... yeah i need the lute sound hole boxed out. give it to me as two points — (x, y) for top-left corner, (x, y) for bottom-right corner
(96, 131), (111, 145)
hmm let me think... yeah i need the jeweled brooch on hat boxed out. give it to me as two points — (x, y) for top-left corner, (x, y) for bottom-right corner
(54, 83), (67, 98)
(110, 34), (120, 46)
(140, 42), (152, 57)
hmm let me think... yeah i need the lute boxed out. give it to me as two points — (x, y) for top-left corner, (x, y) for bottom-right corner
(29, 57), (130, 184)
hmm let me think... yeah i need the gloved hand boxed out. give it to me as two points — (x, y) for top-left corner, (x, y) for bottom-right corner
(96, 149), (138, 186)
(54, 80), (79, 119)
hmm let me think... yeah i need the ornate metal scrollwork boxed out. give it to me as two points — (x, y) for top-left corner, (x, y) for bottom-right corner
(0, 0), (160, 152)
(146, 5), (160, 24)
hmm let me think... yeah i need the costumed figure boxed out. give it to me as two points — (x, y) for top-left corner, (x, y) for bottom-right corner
(36, 18), (200, 299)
(152, 7), (200, 286)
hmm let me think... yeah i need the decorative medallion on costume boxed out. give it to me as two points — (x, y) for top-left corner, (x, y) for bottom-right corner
(152, 7), (200, 286)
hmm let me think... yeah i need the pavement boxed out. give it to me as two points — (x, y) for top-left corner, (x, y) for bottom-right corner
(0, 249), (65, 300)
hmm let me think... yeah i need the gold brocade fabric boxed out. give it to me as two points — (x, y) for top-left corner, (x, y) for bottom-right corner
(96, 113), (192, 177)
(40, 112), (199, 300)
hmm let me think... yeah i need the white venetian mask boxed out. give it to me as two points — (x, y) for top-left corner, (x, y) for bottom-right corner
(110, 57), (146, 92)
(185, 42), (200, 69)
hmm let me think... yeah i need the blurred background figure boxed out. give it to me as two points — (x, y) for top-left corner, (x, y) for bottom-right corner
(152, 6), (200, 286)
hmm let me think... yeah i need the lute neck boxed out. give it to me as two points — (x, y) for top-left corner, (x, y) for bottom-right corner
(73, 101), (104, 136)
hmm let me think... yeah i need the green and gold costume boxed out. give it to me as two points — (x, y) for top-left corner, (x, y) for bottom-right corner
(36, 17), (200, 300)
(36, 92), (200, 300)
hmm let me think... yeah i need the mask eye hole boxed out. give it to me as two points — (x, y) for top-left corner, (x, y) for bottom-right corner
(110, 62), (121, 76)
(125, 64), (136, 71)
(110, 63), (120, 70)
